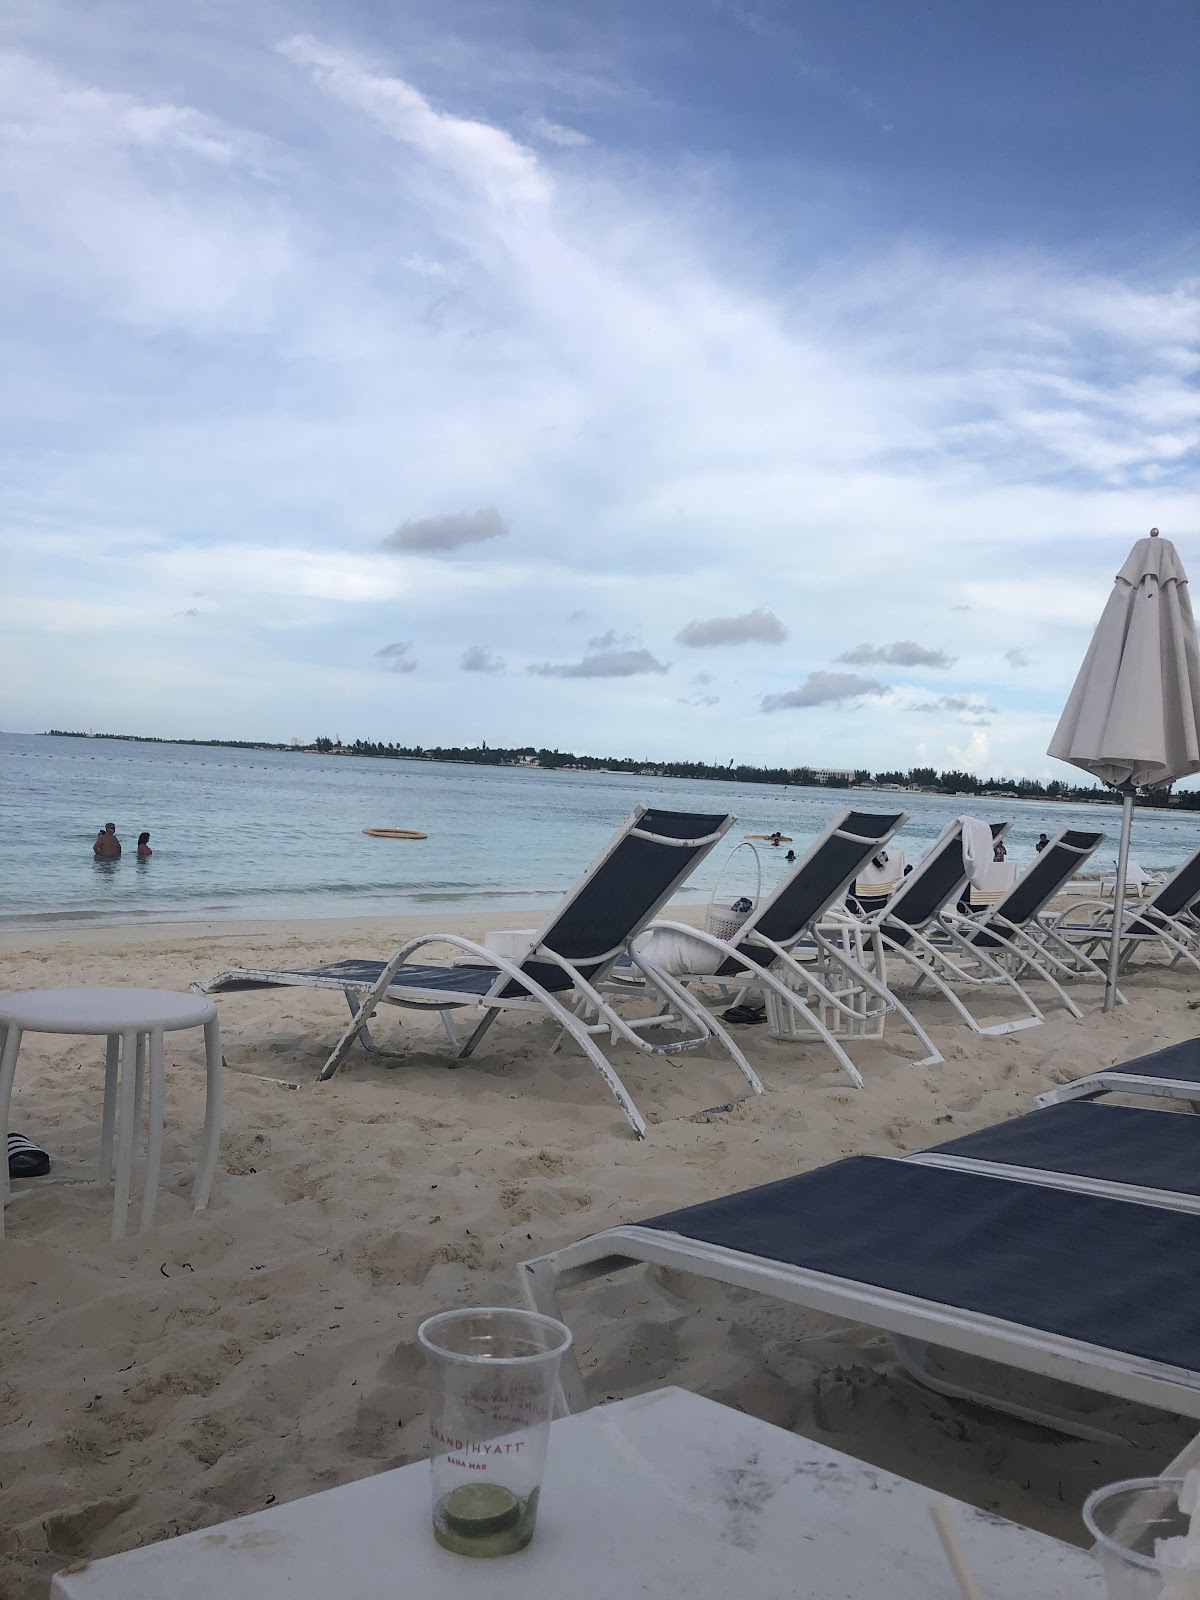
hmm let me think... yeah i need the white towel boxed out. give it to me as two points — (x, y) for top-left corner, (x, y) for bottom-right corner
(635, 927), (722, 977)
(959, 817), (995, 889)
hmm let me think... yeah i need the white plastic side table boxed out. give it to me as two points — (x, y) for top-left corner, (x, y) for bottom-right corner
(0, 987), (222, 1240)
(49, 1386), (1103, 1598)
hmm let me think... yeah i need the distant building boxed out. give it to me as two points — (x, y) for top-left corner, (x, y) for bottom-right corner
(808, 766), (856, 784)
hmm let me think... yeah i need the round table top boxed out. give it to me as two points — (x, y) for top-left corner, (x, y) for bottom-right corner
(0, 986), (217, 1033)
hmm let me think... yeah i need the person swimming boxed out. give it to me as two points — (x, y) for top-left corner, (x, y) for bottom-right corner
(137, 831), (152, 859)
(93, 823), (121, 860)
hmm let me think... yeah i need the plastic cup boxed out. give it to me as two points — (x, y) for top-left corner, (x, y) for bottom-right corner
(418, 1307), (573, 1558)
(1083, 1478), (1200, 1598)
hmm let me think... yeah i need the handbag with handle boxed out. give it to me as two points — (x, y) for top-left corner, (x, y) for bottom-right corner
(704, 841), (762, 942)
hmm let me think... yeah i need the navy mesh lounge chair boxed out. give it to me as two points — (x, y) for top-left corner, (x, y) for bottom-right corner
(1047, 846), (1200, 979)
(519, 1152), (1200, 1434)
(828, 819), (1048, 1036)
(934, 828), (1110, 1017)
(1036, 1036), (1200, 1111)
(605, 809), (943, 1090)
(208, 807), (734, 1137)
(908, 1098), (1200, 1215)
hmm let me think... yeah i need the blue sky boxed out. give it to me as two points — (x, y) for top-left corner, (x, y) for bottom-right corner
(2, 0), (1197, 775)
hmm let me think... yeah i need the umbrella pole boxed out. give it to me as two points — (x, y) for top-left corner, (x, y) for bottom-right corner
(1105, 786), (1135, 1012)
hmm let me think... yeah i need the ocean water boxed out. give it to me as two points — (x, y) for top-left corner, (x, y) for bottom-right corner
(1, 731), (1193, 929)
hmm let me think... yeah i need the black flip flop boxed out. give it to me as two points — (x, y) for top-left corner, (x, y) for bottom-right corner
(8, 1133), (50, 1178)
(720, 1004), (766, 1025)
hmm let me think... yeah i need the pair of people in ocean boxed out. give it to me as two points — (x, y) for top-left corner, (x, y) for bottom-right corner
(92, 824), (152, 860)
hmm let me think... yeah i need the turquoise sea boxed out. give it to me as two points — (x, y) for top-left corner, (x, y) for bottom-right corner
(1, 732), (1195, 929)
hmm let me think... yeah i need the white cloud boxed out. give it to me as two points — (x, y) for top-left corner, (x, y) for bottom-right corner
(529, 649), (669, 678)
(761, 672), (889, 711)
(0, 18), (1194, 774)
(527, 114), (589, 148)
(375, 640), (417, 672)
(676, 608), (787, 647)
(837, 641), (955, 668)
(586, 627), (636, 650)
(460, 644), (504, 673)
(279, 35), (553, 217)
(0, 50), (290, 330)
(911, 693), (997, 721)
(382, 507), (508, 553)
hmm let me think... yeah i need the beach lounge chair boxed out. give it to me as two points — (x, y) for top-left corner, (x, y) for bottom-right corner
(604, 810), (943, 1089)
(909, 1098), (1200, 1215)
(1047, 846), (1200, 979)
(519, 1147), (1200, 1435)
(935, 828), (1110, 1017)
(826, 819), (1048, 1036)
(1035, 1035), (1200, 1110)
(208, 807), (735, 1137)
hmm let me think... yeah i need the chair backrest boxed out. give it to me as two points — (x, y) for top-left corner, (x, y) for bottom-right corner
(1144, 846), (1200, 919)
(877, 818), (1011, 945)
(714, 809), (907, 977)
(967, 829), (1104, 946)
(493, 807), (735, 999)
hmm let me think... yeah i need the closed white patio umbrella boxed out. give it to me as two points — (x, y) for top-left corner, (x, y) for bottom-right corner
(1048, 529), (1200, 1008)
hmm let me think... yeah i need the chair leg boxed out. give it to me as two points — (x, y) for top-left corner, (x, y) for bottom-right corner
(99, 1033), (119, 1183)
(0, 1024), (25, 1234)
(192, 1016), (223, 1212)
(111, 1029), (139, 1242)
(341, 990), (407, 1058)
(457, 1006), (501, 1061)
(890, 1335), (1125, 1444)
(139, 1030), (165, 1233)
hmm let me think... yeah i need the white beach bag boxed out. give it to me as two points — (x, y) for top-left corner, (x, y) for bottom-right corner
(635, 842), (762, 978)
(704, 841), (762, 941)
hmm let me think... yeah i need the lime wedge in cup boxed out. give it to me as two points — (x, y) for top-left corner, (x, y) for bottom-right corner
(440, 1483), (521, 1541)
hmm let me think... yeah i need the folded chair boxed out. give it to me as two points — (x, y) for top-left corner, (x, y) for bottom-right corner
(208, 807), (734, 1137)
(604, 810), (943, 1090)
(936, 828), (1110, 1018)
(1047, 846), (1200, 979)
(519, 1152), (1200, 1433)
(827, 819), (1048, 1036)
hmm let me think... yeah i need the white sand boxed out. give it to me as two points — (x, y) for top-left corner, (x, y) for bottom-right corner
(1, 908), (1197, 1595)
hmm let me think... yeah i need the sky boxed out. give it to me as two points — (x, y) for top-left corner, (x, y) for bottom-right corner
(1, 0), (1197, 776)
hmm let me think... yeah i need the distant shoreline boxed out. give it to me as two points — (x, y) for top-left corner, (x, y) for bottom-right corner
(37, 729), (1173, 807)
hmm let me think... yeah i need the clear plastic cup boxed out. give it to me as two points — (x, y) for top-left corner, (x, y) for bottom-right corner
(418, 1307), (573, 1558)
(1083, 1477), (1200, 1598)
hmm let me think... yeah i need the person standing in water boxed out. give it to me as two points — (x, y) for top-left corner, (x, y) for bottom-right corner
(93, 823), (121, 859)
(136, 831), (152, 859)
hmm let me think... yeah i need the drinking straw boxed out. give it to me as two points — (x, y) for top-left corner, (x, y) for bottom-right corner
(929, 1502), (986, 1600)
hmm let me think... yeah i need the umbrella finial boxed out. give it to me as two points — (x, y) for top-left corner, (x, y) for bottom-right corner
(1151, 527), (1160, 537)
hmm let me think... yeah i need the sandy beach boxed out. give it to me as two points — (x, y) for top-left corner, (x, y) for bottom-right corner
(1, 907), (1197, 1596)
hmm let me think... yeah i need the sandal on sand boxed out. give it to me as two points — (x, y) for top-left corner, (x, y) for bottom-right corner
(7, 1133), (50, 1178)
(720, 1004), (766, 1025)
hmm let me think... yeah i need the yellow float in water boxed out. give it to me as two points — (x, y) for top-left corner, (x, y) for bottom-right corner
(744, 833), (792, 842)
(362, 828), (428, 840)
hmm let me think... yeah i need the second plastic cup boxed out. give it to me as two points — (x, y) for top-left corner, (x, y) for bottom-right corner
(1083, 1477), (1200, 1599)
(418, 1306), (573, 1558)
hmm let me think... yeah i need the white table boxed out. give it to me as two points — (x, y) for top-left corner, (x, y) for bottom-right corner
(50, 1386), (1102, 1598)
(0, 987), (222, 1240)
